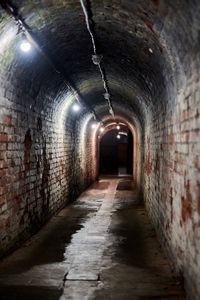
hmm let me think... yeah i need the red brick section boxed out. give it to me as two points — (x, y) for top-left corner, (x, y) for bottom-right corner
(144, 77), (200, 298)
(0, 1), (200, 299)
(0, 87), (94, 258)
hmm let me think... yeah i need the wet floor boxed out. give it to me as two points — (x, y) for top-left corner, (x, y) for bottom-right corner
(0, 177), (185, 299)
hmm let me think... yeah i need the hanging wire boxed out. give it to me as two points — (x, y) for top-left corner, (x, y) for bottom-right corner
(80, 0), (115, 117)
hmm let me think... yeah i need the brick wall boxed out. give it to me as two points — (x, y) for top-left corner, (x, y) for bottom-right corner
(1, 1), (200, 298)
(0, 53), (95, 256)
(143, 75), (200, 299)
(70, 112), (96, 198)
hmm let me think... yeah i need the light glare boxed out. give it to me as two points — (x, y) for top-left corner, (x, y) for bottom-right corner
(100, 127), (104, 132)
(20, 41), (31, 52)
(91, 122), (98, 129)
(72, 103), (80, 112)
(116, 125), (120, 130)
(117, 134), (120, 139)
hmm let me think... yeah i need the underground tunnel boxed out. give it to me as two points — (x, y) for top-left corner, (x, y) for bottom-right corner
(0, 0), (200, 299)
(99, 123), (133, 175)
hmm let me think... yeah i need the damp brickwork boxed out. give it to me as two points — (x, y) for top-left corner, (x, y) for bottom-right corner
(0, 1), (200, 299)
(144, 76), (200, 298)
(70, 112), (96, 198)
(0, 64), (95, 257)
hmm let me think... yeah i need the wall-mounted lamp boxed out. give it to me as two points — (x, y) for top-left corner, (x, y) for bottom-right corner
(116, 125), (120, 130)
(117, 134), (120, 139)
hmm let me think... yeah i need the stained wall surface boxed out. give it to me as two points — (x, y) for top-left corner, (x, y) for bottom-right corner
(0, 0), (200, 299)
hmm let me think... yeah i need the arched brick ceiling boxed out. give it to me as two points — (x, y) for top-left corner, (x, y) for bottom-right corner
(1, 0), (200, 125)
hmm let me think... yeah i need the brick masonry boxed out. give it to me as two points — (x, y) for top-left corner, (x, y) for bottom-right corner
(0, 62), (95, 257)
(144, 76), (200, 298)
(0, 1), (200, 299)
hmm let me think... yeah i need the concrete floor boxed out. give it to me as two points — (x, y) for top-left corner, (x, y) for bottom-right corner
(0, 177), (185, 299)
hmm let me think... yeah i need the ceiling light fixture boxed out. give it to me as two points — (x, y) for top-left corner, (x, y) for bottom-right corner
(72, 103), (80, 112)
(20, 40), (31, 52)
(91, 122), (98, 129)
(0, 1), (101, 122)
(119, 131), (128, 136)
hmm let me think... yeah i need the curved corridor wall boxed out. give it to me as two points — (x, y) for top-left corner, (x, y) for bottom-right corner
(0, 1), (200, 299)
(0, 38), (96, 256)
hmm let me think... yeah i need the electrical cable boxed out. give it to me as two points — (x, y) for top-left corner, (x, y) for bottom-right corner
(80, 0), (115, 117)
(0, 0), (99, 121)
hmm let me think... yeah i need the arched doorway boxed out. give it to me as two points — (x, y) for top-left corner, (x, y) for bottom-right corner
(99, 128), (133, 175)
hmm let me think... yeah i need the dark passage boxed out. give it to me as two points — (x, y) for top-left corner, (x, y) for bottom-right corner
(99, 129), (133, 175)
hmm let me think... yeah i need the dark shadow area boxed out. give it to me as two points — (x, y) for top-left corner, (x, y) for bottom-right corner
(99, 129), (133, 175)
(93, 187), (185, 299)
(0, 286), (63, 300)
(117, 179), (135, 190)
(110, 199), (149, 268)
(98, 175), (133, 179)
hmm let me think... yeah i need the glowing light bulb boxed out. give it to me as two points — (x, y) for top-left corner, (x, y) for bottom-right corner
(72, 103), (80, 111)
(116, 125), (120, 130)
(91, 122), (98, 129)
(149, 48), (153, 53)
(117, 134), (120, 139)
(20, 41), (31, 52)
(100, 127), (104, 132)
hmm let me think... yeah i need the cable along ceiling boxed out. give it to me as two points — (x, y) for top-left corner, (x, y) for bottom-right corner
(80, 0), (115, 117)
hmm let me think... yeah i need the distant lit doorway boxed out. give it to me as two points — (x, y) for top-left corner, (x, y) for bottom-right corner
(99, 129), (133, 175)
